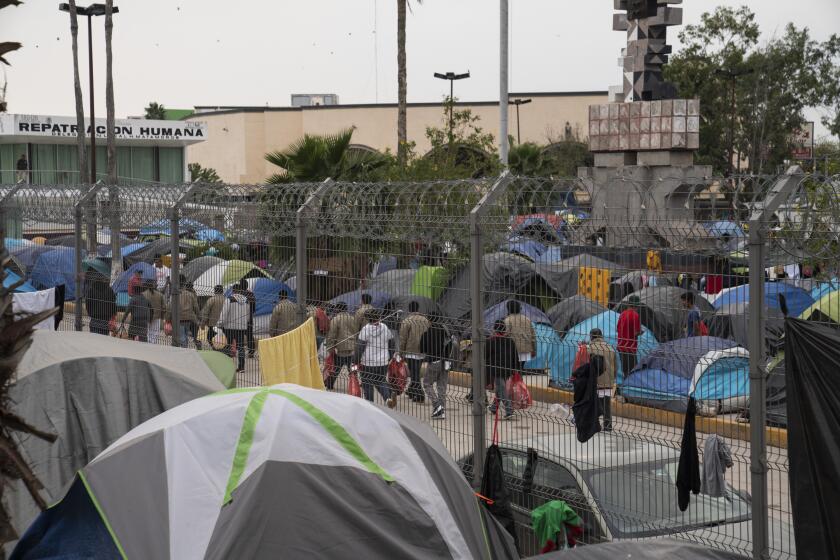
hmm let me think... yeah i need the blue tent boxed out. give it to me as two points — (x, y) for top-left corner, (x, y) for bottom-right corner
(525, 323), (564, 382)
(535, 246), (564, 265)
(4, 238), (34, 251)
(112, 262), (156, 294)
(11, 245), (53, 270)
(712, 282), (815, 318)
(3, 269), (36, 292)
(30, 248), (81, 300)
(499, 238), (547, 262)
(483, 299), (551, 332)
(329, 290), (391, 313)
(105, 242), (147, 259)
(810, 280), (839, 302)
(704, 221), (746, 239)
(555, 310), (658, 386)
(225, 277), (296, 316)
(620, 336), (749, 413)
(139, 217), (224, 242)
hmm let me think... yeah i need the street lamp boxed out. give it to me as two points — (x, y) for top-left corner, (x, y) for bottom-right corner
(714, 67), (754, 176)
(434, 71), (470, 143)
(59, 3), (119, 182)
(508, 98), (531, 145)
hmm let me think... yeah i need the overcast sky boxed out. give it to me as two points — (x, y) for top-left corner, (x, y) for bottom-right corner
(3, 0), (838, 138)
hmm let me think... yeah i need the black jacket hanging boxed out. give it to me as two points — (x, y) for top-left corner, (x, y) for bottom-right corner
(572, 363), (601, 443)
(676, 396), (700, 511)
(480, 444), (519, 550)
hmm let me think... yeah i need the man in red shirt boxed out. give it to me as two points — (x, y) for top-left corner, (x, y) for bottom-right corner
(617, 295), (642, 376)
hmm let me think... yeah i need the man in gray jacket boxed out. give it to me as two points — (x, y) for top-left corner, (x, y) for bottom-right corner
(399, 301), (430, 403)
(325, 302), (356, 390)
(201, 285), (226, 348)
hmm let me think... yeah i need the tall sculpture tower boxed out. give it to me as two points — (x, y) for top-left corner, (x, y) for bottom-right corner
(578, 0), (712, 248)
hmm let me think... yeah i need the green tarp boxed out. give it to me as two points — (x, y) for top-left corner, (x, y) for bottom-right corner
(411, 266), (449, 301)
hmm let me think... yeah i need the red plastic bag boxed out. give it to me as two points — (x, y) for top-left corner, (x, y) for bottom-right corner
(348, 371), (362, 398)
(322, 350), (336, 384)
(697, 319), (709, 337)
(387, 359), (409, 395)
(506, 372), (533, 410)
(108, 315), (117, 334)
(573, 342), (590, 372)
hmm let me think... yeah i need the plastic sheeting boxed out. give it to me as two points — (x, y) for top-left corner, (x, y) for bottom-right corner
(784, 318), (840, 560)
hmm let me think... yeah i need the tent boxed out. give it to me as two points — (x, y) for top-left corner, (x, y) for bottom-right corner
(3, 269), (36, 293)
(4, 238), (34, 251)
(193, 260), (270, 297)
(384, 296), (445, 330)
(182, 255), (224, 283)
(536, 253), (622, 300)
(13, 385), (518, 560)
(707, 302), (785, 354)
(512, 215), (564, 245)
(555, 310), (658, 386)
(111, 262), (156, 294)
(704, 221), (746, 239)
(329, 289), (391, 313)
(482, 299), (551, 333)
(712, 282), (815, 319)
(499, 237), (547, 262)
(3, 330), (226, 547)
(105, 242), (147, 259)
(620, 336), (749, 413)
(368, 269), (417, 298)
(546, 295), (606, 335)
(226, 277), (296, 316)
(46, 230), (130, 248)
(82, 256), (111, 277)
(124, 238), (195, 266)
(610, 270), (673, 301)
(524, 323), (564, 380)
(10, 245), (53, 271)
(30, 247), (80, 300)
(535, 245), (564, 266)
(139, 217), (225, 242)
(4, 252), (26, 278)
(411, 265), (449, 301)
(540, 539), (746, 559)
(371, 255), (398, 277)
(617, 286), (714, 343)
(800, 290), (840, 323)
(809, 280), (839, 302)
(765, 352), (787, 428)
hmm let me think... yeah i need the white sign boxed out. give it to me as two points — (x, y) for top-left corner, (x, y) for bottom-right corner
(791, 122), (815, 161)
(0, 114), (207, 143)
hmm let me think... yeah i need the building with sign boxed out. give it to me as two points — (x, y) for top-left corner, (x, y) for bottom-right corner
(0, 114), (208, 184)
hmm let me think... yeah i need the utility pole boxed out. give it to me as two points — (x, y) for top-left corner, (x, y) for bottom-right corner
(508, 98), (531, 145)
(499, 0), (509, 166)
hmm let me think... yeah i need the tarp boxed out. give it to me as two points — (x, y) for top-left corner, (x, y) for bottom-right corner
(194, 260), (269, 296)
(546, 295), (606, 335)
(139, 217), (224, 242)
(512, 215), (564, 244)
(525, 323), (564, 381)
(411, 265), (450, 301)
(799, 289), (840, 323)
(618, 286), (714, 343)
(14, 385), (518, 559)
(259, 318), (323, 388)
(539, 538), (747, 559)
(111, 262), (156, 294)
(784, 318), (840, 560)
(30, 247), (81, 300)
(329, 289), (391, 313)
(105, 242), (147, 259)
(713, 282), (815, 319)
(182, 255), (224, 283)
(556, 311), (658, 386)
(368, 269), (417, 298)
(707, 302), (785, 354)
(621, 336), (749, 412)
(3, 269), (35, 293)
(4, 330), (224, 546)
(226, 276), (296, 316)
(704, 221), (746, 239)
(9, 245), (52, 271)
(499, 238), (547, 262)
(809, 280), (839, 302)
(482, 299), (551, 333)
(765, 352), (787, 428)
(535, 245), (564, 265)
(124, 238), (195, 266)
(4, 238), (34, 251)
(611, 270), (673, 298)
(4, 253), (25, 277)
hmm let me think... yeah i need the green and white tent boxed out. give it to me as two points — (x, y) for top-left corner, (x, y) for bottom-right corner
(13, 385), (518, 560)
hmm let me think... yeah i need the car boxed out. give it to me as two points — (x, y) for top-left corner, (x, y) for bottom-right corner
(459, 432), (794, 559)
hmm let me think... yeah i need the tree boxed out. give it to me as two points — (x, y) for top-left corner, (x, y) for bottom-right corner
(104, 0), (120, 278)
(66, 0), (88, 183)
(396, 0), (421, 167)
(665, 6), (840, 173)
(188, 162), (222, 183)
(265, 128), (391, 183)
(144, 101), (166, 120)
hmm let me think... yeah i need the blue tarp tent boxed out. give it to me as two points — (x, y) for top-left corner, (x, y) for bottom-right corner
(621, 336), (749, 413)
(112, 262), (156, 294)
(499, 238), (547, 262)
(329, 290), (391, 313)
(483, 299), (551, 332)
(225, 277), (296, 316)
(810, 280), (839, 302)
(30, 248), (81, 300)
(3, 269), (36, 292)
(11, 245), (53, 270)
(704, 221), (746, 239)
(712, 282), (815, 318)
(105, 242), (147, 259)
(525, 323), (564, 381)
(555, 310), (658, 386)
(139, 218), (224, 242)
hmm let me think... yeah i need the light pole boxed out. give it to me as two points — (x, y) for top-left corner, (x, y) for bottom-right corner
(434, 71), (470, 144)
(715, 67), (753, 176)
(508, 98), (531, 145)
(59, 3), (119, 182)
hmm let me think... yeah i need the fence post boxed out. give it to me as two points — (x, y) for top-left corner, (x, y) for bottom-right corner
(170, 182), (202, 346)
(74, 182), (104, 332)
(295, 179), (333, 326)
(468, 170), (510, 489)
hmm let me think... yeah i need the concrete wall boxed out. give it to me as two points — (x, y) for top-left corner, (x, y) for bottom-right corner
(185, 92), (608, 184)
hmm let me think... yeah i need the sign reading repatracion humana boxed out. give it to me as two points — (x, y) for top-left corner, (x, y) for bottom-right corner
(0, 114), (207, 143)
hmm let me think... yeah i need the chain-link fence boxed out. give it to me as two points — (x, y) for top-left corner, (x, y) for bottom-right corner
(4, 169), (838, 558)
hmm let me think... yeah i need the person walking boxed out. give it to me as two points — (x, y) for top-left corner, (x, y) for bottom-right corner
(617, 295), (642, 375)
(355, 293), (374, 333)
(240, 279), (257, 357)
(324, 301), (356, 390)
(120, 283), (152, 342)
(142, 279), (166, 344)
(355, 308), (396, 407)
(217, 286), (249, 373)
(84, 270), (115, 335)
(399, 301), (431, 403)
(15, 154), (29, 183)
(153, 255), (171, 293)
(503, 300), (536, 372)
(167, 279), (201, 349)
(420, 315), (452, 419)
(201, 285), (226, 348)
(268, 290), (297, 337)
(588, 328), (618, 431)
(485, 320), (519, 420)
(681, 292), (702, 337)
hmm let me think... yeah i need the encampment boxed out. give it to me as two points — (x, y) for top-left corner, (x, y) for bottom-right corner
(546, 295), (606, 335)
(182, 255), (225, 284)
(368, 269), (417, 297)
(193, 260), (270, 297)
(707, 302), (785, 354)
(12, 385), (518, 560)
(30, 247), (80, 300)
(617, 286), (714, 342)
(712, 283), (814, 319)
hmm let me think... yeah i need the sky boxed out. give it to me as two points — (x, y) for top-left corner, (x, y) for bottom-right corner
(2, 0), (838, 139)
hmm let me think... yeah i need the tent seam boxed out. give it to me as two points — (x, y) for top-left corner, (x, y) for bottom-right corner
(78, 471), (129, 560)
(222, 390), (270, 505)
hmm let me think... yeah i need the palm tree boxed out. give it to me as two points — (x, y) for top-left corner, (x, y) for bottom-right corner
(144, 101), (166, 120)
(67, 0), (88, 183)
(397, 0), (421, 167)
(265, 128), (389, 183)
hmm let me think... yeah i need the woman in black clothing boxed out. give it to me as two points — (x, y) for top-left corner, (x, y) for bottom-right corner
(485, 320), (520, 420)
(84, 270), (116, 335)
